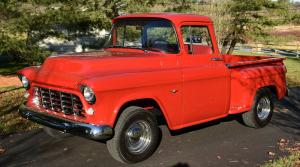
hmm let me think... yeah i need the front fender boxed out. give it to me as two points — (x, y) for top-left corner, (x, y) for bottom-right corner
(111, 95), (170, 127)
(17, 66), (40, 81)
(80, 71), (181, 129)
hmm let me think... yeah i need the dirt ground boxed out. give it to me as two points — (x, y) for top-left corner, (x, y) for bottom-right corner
(271, 25), (300, 43)
(0, 75), (22, 88)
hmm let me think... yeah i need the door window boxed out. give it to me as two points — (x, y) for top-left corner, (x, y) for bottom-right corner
(181, 26), (213, 55)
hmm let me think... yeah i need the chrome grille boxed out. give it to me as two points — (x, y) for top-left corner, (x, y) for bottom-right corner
(36, 87), (85, 116)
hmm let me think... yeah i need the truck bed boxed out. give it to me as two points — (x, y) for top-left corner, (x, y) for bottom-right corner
(223, 54), (286, 115)
(223, 55), (285, 68)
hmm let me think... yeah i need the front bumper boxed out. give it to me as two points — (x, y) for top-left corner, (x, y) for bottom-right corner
(19, 104), (113, 141)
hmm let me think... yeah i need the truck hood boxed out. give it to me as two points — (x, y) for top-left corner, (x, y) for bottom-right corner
(33, 50), (163, 88)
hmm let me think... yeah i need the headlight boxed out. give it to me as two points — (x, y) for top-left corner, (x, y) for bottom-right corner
(82, 86), (96, 104)
(20, 75), (30, 89)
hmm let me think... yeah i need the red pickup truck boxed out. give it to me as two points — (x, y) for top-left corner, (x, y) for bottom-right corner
(18, 13), (287, 163)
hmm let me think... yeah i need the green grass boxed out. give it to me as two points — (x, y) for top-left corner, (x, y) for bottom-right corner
(284, 58), (300, 87)
(0, 87), (39, 135)
(0, 86), (22, 93)
(261, 152), (300, 167)
(0, 62), (29, 75)
(233, 50), (272, 56)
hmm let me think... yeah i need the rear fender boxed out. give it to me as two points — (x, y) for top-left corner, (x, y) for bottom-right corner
(229, 65), (286, 114)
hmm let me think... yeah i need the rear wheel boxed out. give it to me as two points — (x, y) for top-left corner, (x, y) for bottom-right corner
(107, 106), (159, 164)
(242, 88), (274, 128)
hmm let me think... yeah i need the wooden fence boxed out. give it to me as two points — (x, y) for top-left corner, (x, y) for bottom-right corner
(232, 43), (300, 58)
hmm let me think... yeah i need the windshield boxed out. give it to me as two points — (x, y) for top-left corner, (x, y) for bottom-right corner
(104, 19), (179, 54)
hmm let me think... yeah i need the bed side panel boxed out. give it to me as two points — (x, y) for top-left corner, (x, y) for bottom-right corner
(229, 64), (286, 114)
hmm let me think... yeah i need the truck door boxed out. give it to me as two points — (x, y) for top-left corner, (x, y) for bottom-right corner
(180, 23), (231, 125)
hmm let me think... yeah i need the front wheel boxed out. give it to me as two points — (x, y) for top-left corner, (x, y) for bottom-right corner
(107, 106), (159, 163)
(242, 88), (274, 128)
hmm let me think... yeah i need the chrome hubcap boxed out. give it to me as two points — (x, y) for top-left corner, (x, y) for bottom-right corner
(257, 96), (271, 120)
(125, 120), (152, 154)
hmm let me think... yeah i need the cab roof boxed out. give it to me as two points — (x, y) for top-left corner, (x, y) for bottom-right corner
(113, 13), (213, 25)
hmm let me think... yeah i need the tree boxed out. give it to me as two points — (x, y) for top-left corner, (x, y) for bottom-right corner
(0, 0), (108, 64)
(103, 0), (155, 18)
(0, 0), (156, 64)
(0, 0), (293, 64)
(220, 0), (290, 54)
(162, 0), (194, 12)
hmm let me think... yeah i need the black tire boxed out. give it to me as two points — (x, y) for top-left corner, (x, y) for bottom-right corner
(43, 126), (71, 139)
(107, 106), (159, 164)
(242, 88), (274, 128)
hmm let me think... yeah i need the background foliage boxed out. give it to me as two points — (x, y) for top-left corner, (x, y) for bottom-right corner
(0, 0), (298, 64)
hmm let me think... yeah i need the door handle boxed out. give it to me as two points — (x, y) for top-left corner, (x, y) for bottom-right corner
(211, 57), (223, 61)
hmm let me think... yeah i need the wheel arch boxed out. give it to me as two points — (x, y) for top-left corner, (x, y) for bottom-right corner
(256, 85), (279, 100)
(241, 85), (275, 128)
(249, 85), (278, 110)
(265, 85), (278, 99)
(112, 98), (171, 129)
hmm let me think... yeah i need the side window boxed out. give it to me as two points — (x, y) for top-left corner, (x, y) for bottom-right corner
(181, 26), (213, 55)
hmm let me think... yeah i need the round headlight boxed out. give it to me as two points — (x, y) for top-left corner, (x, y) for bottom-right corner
(83, 86), (96, 104)
(21, 76), (29, 89)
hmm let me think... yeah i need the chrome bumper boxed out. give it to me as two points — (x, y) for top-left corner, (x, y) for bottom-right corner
(19, 104), (113, 141)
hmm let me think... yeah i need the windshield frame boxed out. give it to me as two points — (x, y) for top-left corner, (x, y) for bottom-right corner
(104, 18), (180, 54)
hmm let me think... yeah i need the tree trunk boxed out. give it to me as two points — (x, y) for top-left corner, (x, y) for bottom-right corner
(221, 33), (233, 54)
(227, 38), (237, 54)
(221, 39), (230, 54)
